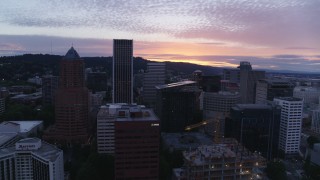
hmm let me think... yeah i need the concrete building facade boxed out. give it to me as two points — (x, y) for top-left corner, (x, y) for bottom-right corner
(0, 138), (64, 180)
(274, 97), (303, 156)
(44, 47), (89, 144)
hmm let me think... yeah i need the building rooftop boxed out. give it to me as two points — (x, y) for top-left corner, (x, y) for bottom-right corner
(63, 47), (80, 60)
(274, 97), (303, 102)
(162, 132), (213, 151)
(232, 104), (273, 111)
(0, 138), (62, 162)
(0, 132), (18, 147)
(183, 143), (266, 166)
(8, 121), (43, 133)
(98, 104), (158, 122)
(258, 79), (294, 86)
(155, 80), (196, 90)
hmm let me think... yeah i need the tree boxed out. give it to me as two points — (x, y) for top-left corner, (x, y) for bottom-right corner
(307, 136), (320, 149)
(265, 161), (287, 180)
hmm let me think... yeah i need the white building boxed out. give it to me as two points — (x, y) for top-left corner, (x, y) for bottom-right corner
(274, 97), (303, 155)
(97, 104), (120, 154)
(0, 138), (64, 180)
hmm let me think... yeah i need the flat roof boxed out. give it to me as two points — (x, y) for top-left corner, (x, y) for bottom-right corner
(155, 80), (196, 90)
(0, 133), (18, 146)
(162, 132), (213, 151)
(274, 97), (302, 101)
(116, 108), (159, 122)
(8, 121), (43, 133)
(232, 104), (272, 110)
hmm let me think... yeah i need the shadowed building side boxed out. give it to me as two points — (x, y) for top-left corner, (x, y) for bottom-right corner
(44, 47), (89, 145)
(113, 39), (133, 104)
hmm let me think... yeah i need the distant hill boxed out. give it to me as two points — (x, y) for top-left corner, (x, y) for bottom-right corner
(1, 54), (318, 82)
(0, 54), (222, 81)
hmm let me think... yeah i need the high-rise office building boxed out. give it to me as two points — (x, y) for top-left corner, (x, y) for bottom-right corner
(239, 62), (265, 103)
(44, 47), (89, 144)
(255, 79), (294, 104)
(143, 62), (166, 106)
(274, 97), (303, 156)
(113, 39), (133, 104)
(42, 75), (58, 105)
(155, 81), (202, 132)
(226, 104), (281, 160)
(114, 105), (160, 180)
(0, 138), (64, 180)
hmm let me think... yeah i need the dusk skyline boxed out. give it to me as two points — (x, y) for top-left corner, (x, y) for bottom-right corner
(0, 0), (319, 72)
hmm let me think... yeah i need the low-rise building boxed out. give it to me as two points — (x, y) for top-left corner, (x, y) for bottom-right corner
(173, 142), (266, 180)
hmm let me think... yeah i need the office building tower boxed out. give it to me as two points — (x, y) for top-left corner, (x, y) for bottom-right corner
(203, 91), (240, 138)
(143, 62), (166, 106)
(0, 138), (64, 180)
(44, 47), (89, 144)
(42, 75), (58, 105)
(226, 104), (281, 160)
(239, 62), (265, 103)
(114, 105), (160, 180)
(155, 81), (202, 132)
(255, 79), (294, 104)
(311, 110), (320, 134)
(113, 39), (133, 104)
(274, 97), (303, 156)
(173, 143), (266, 180)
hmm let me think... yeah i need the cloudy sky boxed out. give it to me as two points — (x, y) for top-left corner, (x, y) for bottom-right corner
(0, 0), (319, 72)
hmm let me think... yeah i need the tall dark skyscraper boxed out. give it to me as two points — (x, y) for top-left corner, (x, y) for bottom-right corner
(239, 61), (265, 103)
(44, 47), (89, 144)
(113, 39), (133, 104)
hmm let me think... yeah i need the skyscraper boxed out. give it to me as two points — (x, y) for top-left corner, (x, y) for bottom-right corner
(255, 79), (294, 104)
(226, 104), (281, 160)
(44, 47), (89, 144)
(274, 97), (303, 156)
(143, 62), (166, 106)
(113, 39), (133, 104)
(155, 81), (202, 132)
(239, 61), (265, 103)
